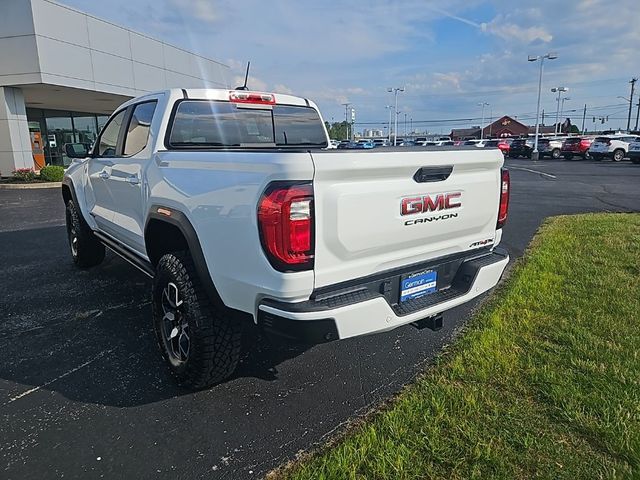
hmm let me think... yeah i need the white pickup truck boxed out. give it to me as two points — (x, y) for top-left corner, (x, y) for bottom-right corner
(62, 88), (510, 389)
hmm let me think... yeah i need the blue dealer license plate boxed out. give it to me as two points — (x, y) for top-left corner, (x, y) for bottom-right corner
(400, 270), (437, 303)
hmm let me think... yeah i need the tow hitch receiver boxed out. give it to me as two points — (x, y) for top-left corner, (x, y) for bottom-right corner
(411, 314), (443, 331)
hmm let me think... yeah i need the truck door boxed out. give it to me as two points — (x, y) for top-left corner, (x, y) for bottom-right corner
(85, 109), (127, 233)
(105, 100), (158, 256)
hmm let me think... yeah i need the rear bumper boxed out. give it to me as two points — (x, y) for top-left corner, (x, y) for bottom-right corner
(258, 248), (509, 343)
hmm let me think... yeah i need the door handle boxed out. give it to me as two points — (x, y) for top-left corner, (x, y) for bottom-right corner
(413, 166), (453, 183)
(98, 171), (110, 179)
(125, 175), (140, 185)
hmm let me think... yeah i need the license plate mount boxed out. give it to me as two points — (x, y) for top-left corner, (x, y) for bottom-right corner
(400, 269), (437, 303)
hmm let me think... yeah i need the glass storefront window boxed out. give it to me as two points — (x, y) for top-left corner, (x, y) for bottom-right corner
(26, 109), (112, 167)
(44, 113), (74, 166)
(72, 114), (99, 150)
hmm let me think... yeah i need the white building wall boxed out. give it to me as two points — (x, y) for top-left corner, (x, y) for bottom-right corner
(0, 87), (34, 175)
(0, 0), (229, 95)
(0, 0), (230, 173)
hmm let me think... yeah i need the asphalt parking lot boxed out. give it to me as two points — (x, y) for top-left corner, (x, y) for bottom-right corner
(1, 158), (639, 480)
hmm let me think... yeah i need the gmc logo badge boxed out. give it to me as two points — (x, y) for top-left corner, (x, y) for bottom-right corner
(401, 192), (462, 216)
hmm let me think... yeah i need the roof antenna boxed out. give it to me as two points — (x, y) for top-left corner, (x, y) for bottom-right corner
(235, 61), (251, 90)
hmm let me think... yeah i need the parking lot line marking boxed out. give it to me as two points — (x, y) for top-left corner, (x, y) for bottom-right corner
(509, 166), (557, 179)
(4, 348), (113, 406)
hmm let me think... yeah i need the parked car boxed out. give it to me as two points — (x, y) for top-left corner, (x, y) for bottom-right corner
(328, 139), (340, 149)
(61, 87), (510, 389)
(533, 138), (564, 159)
(508, 138), (533, 158)
(481, 139), (510, 155)
(463, 139), (484, 147)
(373, 138), (390, 147)
(399, 140), (416, 147)
(628, 138), (640, 164)
(337, 140), (356, 149)
(589, 135), (639, 161)
(354, 139), (376, 149)
(561, 136), (593, 160)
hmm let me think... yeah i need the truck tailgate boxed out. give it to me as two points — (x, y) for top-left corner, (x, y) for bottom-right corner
(310, 148), (504, 288)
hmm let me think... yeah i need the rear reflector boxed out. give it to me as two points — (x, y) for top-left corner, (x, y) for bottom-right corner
(229, 91), (276, 105)
(497, 168), (510, 229)
(258, 182), (314, 271)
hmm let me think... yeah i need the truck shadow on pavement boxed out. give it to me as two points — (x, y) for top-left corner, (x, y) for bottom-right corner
(0, 225), (311, 409)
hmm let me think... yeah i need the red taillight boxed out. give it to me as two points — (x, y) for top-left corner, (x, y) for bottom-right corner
(497, 168), (510, 229)
(229, 91), (276, 105)
(258, 182), (314, 271)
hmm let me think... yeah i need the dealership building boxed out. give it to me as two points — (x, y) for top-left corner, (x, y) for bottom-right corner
(0, 0), (229, 175)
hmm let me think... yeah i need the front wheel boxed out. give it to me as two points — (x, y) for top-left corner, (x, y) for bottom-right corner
(65, 200), (105, 267)
(152, 251), (242, 389)
(551, 148), (561, 159)
(613, 149), (625, 162)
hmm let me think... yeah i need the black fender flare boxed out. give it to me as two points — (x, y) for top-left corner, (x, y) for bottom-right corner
(144, 205), (253, 323)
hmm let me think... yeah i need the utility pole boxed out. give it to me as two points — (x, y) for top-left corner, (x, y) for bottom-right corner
(581, 104), (587, 134)
(635, 100), (640, 131)
(627, 78), (637, 132)
(385, 105), (393, 142)
(542, 109), (545, 126)
(404, 113), (407, 136)
(341, 103), (351, 141)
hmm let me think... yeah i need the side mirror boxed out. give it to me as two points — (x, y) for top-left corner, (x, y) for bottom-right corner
(64, 143), (90, 158)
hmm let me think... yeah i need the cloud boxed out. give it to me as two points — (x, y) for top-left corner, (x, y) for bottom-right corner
(483, 14), (552, 43)
(169, 0), (217, 22)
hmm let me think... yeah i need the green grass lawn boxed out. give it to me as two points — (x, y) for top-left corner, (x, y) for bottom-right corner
(271, 213), (640, 480)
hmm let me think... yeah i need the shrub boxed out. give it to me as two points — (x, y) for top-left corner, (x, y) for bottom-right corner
(12, 168), (36, 182)
(39, 165), (65, 182)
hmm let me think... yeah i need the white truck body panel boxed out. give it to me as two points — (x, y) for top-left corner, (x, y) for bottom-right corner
(310, 149), (503, 287)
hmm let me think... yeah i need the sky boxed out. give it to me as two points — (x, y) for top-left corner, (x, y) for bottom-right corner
(63, 0), (640, 135)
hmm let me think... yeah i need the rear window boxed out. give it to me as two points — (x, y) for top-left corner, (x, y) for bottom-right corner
(564, 138), (580, 144)
(168, 100), (327, 148)
(484, 140), (499, 147)
(595, 137), (611, 143)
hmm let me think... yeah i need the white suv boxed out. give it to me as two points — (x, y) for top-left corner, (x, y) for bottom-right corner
(589, 135), (640, 162)
(628, 138), (640, 164)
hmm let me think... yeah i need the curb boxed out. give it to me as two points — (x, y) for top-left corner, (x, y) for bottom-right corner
(0, 182), (62, 190)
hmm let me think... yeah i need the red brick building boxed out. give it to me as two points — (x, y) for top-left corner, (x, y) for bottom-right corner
(450, 115), (558, 140)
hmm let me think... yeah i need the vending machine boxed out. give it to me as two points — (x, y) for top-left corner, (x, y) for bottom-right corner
(28, 122), (46, 170)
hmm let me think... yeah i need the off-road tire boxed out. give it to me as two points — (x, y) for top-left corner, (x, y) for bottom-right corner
(65, 200), (105, 267)
(613, 149), (625, 162)
(152, 251), (242, 389)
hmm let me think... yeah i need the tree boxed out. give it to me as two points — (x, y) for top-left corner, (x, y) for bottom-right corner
(327, 121), (350, 140)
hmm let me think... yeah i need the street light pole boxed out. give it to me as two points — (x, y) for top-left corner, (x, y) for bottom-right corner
(385, 105), (393, 142)
(341, 102), (351, 141)
(529, 52), (558, 160)
(551, 87), (568, 135)
(388, 87), (404, 146)
(560, 97), (570, 133)
(478, 102), (489, 139)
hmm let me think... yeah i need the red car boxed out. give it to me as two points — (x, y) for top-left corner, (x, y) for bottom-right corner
(561, 136), (593, 160)
(483, 139), (512, 156)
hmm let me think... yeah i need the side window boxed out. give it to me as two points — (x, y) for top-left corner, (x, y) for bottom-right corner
(98, 110), (126, 157)
(123, 101), (157, 156)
